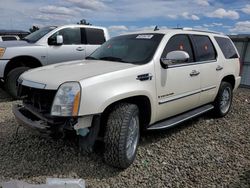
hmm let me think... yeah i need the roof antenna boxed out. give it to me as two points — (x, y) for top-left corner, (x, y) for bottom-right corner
(154, 26), (159, 31)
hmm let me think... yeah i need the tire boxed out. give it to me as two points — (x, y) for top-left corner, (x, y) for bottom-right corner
(213, 81), (233, 117)
(5, 67), (30, 98)
(104, 103), (140, 169)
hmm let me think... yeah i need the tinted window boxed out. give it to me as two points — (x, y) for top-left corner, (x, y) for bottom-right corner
(88, 34), (164, 64)
(2, 36), (17, 41)
(215, 37), (238, 59)
(50, 28), (81, 45)
(161, 34), (194, 63)
(192, 35), (216, 61)
(85, 28), (105, 45)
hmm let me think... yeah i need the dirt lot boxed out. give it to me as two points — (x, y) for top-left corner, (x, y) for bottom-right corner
(0, 87), (249, 187)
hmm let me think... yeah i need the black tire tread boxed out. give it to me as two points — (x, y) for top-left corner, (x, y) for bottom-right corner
(5, 67), (30, 98)
(103, 103), (139, 169)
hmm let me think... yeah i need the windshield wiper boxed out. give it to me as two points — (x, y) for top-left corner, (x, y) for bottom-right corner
(99, 56), (127, 63)
(86, 56), (98, 60)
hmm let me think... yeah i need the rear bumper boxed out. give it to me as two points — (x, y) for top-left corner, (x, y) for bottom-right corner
(0, 59), (9, 78)
(235, 76), (241, 91)
(12, 104), (51, 134)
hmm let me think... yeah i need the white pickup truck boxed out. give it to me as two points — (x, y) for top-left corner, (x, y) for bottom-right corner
(0, 24), (110, 97)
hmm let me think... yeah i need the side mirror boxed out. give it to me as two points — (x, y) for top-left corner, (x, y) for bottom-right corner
(48, 35), (63, 46)
(56, 35), (63, 45)
(161, 51), (190, 69)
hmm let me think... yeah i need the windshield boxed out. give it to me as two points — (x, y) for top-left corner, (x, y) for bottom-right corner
(88, 33), (164, 64)
(24, 26), (57, 43)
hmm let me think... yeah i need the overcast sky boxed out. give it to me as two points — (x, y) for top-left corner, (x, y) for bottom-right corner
(0, 0), (250, 36)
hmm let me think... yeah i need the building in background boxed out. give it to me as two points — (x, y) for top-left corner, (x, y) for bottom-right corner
(230, 35), (250, 88)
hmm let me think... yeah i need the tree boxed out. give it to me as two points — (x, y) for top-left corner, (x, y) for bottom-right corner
(77, 19), (92, 25)
(29, 26), (40, 33)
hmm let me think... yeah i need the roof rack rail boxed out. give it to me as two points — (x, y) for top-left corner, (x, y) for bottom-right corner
(172, 27), (223, 35)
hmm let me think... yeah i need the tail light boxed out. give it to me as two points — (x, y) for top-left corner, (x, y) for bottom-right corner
(239, 58), (243, 76)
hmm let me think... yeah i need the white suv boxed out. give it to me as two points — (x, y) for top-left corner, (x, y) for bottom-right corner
(13, 28), (241, 169)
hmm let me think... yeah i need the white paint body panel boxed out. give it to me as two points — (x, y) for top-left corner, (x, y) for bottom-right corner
(19, 29), (241, 125)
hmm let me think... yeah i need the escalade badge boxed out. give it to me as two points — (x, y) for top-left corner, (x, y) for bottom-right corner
(136, 73), (153, 81)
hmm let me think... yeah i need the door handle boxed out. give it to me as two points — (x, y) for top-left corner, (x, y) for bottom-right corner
(76, 47), (84, 51)
(216, 65), (223, 71)
(190, 70), (200, 77)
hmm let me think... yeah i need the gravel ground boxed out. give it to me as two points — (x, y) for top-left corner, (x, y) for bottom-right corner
(0, 87), (249, 187)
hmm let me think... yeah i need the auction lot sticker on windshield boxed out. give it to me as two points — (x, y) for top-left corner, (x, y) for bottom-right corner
(136, 35), (154, 39)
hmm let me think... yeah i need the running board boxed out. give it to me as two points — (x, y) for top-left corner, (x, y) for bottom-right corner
(147, 104), (214, 130)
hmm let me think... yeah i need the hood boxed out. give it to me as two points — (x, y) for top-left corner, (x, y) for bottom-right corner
(20, 60), (137, 90)
(0, 40), (38, 48)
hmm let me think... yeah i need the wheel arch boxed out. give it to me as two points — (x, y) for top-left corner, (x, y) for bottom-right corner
(221, 74), (235, 89)
(4, 56), (42, 78)
(100, 95), (152, 135)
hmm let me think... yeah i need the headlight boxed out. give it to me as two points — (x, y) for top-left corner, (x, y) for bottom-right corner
(51, 82), (81, 116)
(0, 48), (5, 58)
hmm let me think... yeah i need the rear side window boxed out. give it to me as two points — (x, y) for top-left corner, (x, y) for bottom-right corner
(161, 34), (194, 63)
(85, 28), (105, 45)
(192, 35), (216, 62)
(215, 37), (238, 59)
(2, 36), (17, 41)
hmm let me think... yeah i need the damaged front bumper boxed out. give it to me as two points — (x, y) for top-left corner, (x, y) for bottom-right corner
(13, 104), (52, 134)
(12, 104), (101, 137)
(13, 104), (101, 152)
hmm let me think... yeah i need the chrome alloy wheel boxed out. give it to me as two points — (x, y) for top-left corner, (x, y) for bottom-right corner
(220, 86), (231, 114)
(126, 116), (139, 160)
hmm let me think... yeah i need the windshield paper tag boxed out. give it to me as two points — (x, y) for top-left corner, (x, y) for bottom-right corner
(136, 35), (154, 39)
